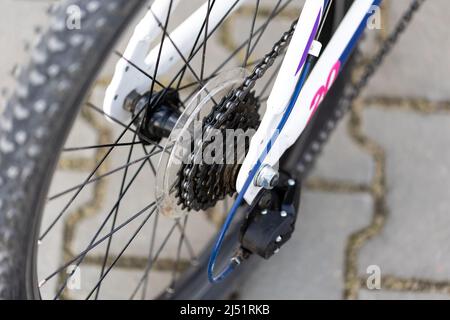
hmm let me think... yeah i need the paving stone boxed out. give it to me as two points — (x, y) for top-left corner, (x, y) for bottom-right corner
(38, 169), (94, 300)
(310, 116), (374, 186)
(362, 0), (450, 100)
(358, 107), (450, 281)
(240, 191), (373, 299)
(359, 289), (450, 300)
(65, 265), (172, 300)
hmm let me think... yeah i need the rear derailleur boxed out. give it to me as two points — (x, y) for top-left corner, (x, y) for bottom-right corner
(238, 172), (301, 261)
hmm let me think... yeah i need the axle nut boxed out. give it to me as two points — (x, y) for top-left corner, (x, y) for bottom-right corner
(254, 165), (279, 189)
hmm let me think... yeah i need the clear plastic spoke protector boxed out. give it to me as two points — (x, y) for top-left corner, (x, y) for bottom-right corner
(156, 68), (249, 218)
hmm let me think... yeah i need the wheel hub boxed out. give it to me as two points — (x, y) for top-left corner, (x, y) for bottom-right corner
(125, 88), (182, 143)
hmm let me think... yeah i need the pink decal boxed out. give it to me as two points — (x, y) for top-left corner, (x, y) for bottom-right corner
(307, 60), (341, 123)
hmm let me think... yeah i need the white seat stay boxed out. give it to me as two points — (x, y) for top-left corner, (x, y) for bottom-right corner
(103, 0), (248, 123)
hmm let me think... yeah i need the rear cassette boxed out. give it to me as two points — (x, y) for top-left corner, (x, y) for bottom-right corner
(156, 69), (259, 218)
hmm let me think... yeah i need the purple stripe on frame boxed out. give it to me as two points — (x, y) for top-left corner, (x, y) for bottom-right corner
(295, 10), (322, 76)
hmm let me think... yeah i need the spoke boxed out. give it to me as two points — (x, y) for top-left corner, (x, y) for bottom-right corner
(181, 0), (288, 104)
(134, 144), (161, 298)
(142, 144), (157, 175)
(40, 103), (163, 240)
(176, 220), (196, 260)
(169, 216), (189, 292)
(86, 102), (168, 150)
(131, 218), (195, 299)
(85, 206), (159, 300)
(243, 0), (260, 68)
(40, 200), (157, 288)
(138, 0), (241, 118)
(246, 0), (285, 61)
(161, 0), (242, 94)
(150, 11), (219, 106)
(129, 222), (178, 299)
(112, 0), (173, 93)
(63, 141), (142, 152)
(128, 0), (249, 140)
(140, 211), (159, 300)
(47, 150), (162, 201)
(177, 58), (262, 92)
(51, 1), (177, 294)
(86, 102), (135, 132)
(176, 0), (217, 90)
(317, 0), (334, 38)
(52, 157), (156, 298)
(147, 0), (174, 107)
(213, 0), (285, 76)
(94, 134), (138, 299)
(39, 0), (177, 238)
(259, 58), (284, 99)
(113, 51), (167, 90)
(200, 0), (212, 83)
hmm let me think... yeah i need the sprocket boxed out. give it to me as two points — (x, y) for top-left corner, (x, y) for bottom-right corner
(176, 92), (260, 211)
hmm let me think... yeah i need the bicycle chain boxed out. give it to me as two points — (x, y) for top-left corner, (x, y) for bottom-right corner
(177, 0), (425, 211)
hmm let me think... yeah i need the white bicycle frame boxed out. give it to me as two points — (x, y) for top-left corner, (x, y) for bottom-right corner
(103, 0), (381, 205)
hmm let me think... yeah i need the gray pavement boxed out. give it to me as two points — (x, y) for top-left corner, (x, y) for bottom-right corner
(1, 0), (450, 300)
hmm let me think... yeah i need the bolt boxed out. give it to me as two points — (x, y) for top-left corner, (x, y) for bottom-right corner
(274, 248), (280, 254)
(261, 209), (268, 215)
(254, 165), (280, 190)
(123, 90), (141, 113)
(280, 210), (288, 217)
(276, 236), (282, 243)
(287, 179), (296, 186)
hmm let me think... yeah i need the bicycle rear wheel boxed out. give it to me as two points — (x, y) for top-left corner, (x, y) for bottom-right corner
(0, 0), (354, 299)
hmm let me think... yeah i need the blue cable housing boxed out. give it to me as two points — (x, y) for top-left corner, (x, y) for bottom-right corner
(208, 60), (313, 283)
(207, 0), (382, 283)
